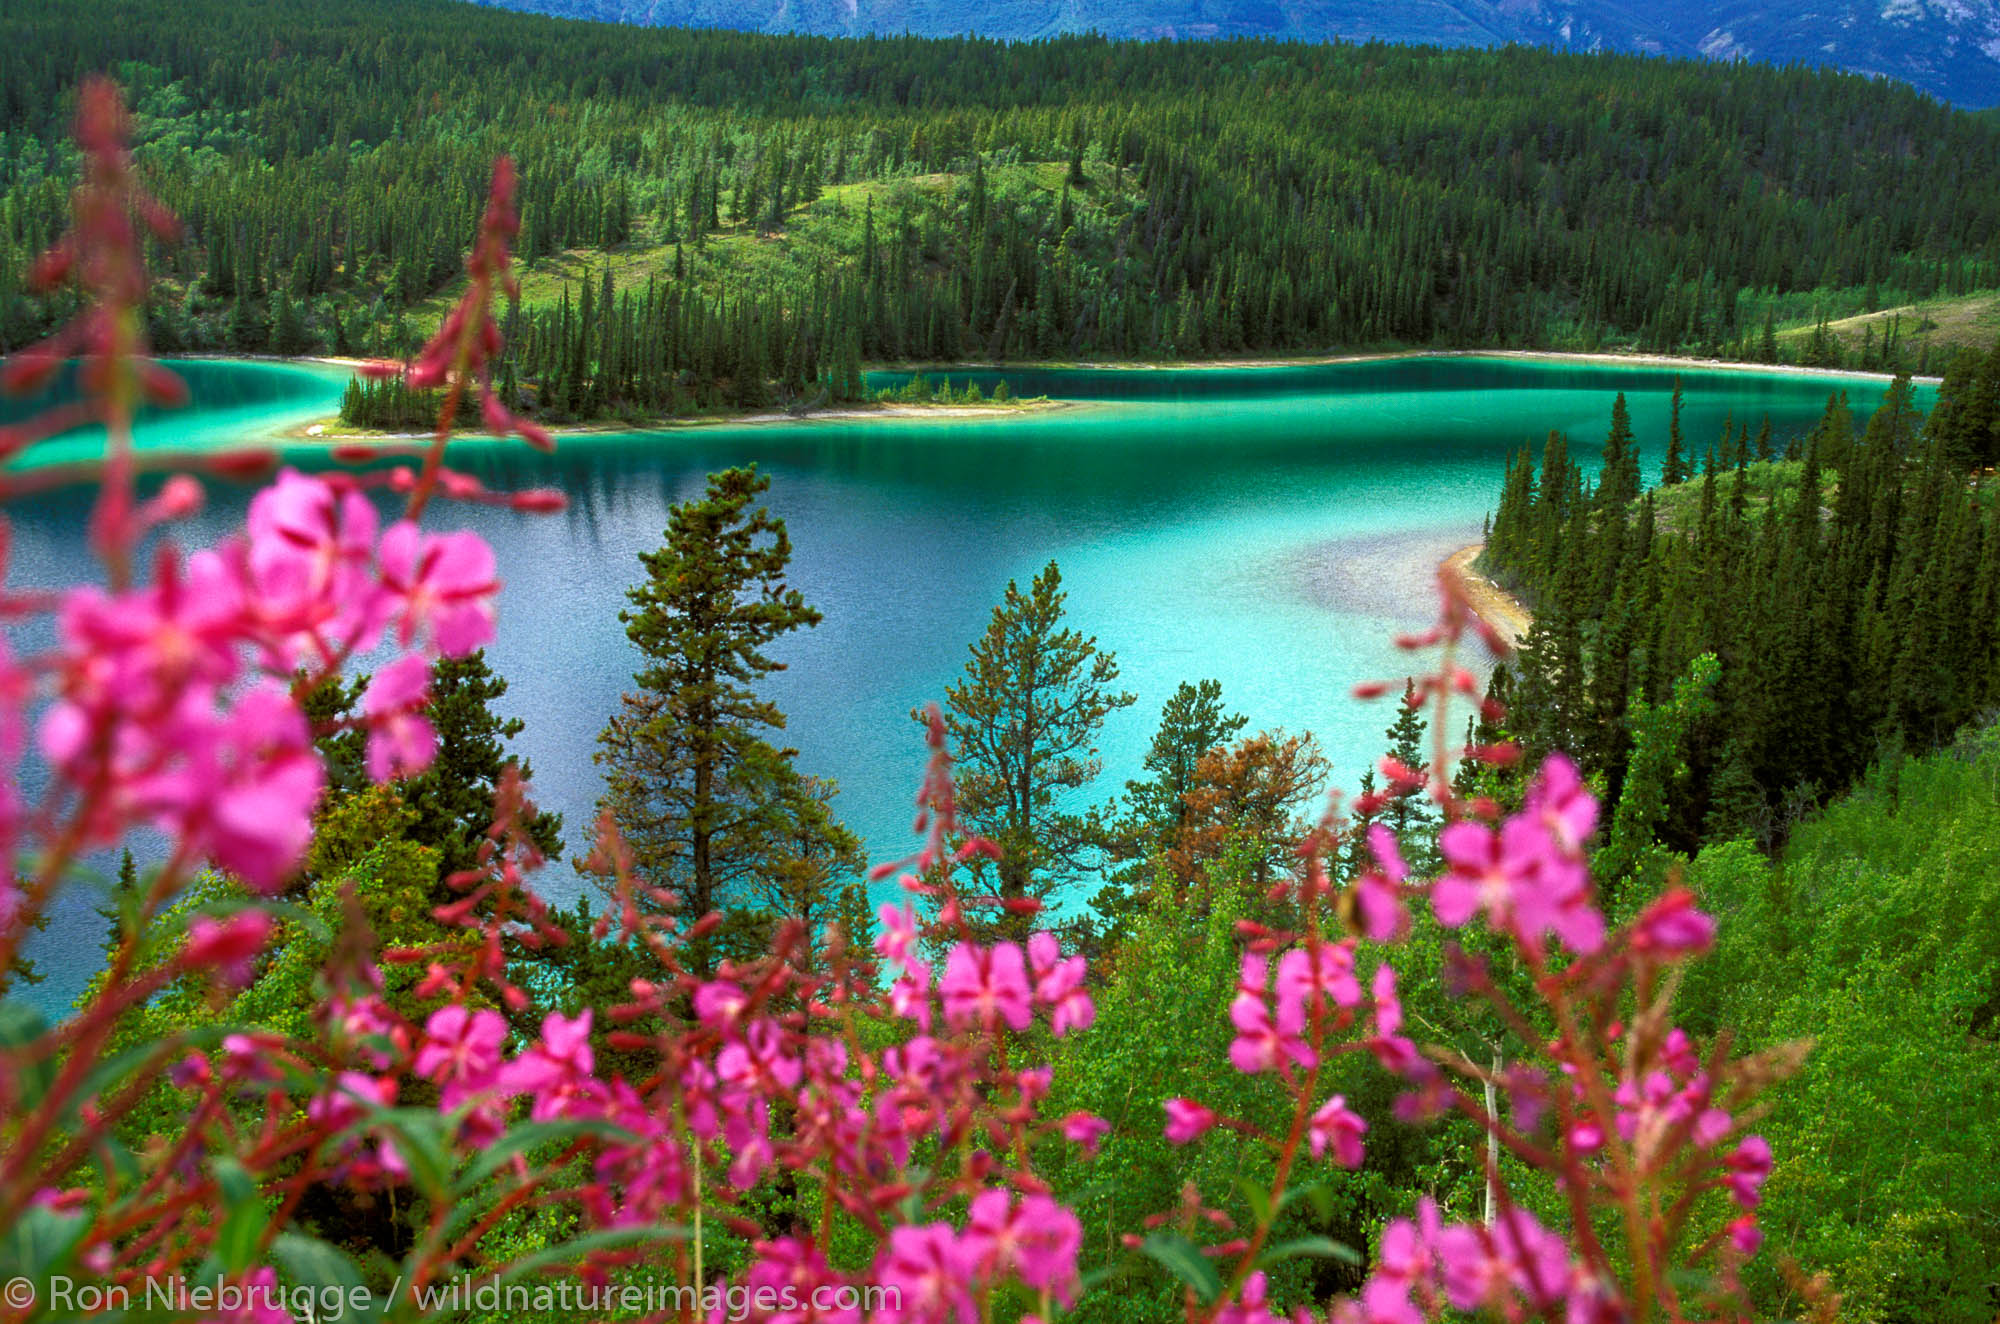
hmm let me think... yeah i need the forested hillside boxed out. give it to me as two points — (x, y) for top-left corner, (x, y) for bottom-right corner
(1480, 341), (2000, 870)
(1681, 732), (2000, 1320)
(3, 0), (2000, 421)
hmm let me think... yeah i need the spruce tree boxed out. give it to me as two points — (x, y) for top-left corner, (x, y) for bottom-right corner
(399, 650), (564, 884)
(940, 560), (1135, 930)
(1381, 683), (1441, 873)
(593, 467), (842, 968)
(1661, 377), (1690, 486)
(1123, 679), (1249, 840)
(1597, 392), (1641, 511)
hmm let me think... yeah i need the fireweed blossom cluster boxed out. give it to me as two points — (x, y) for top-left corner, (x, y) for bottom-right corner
(0, 76), (1803, 1324)
(1150, 579), (1804, 1324)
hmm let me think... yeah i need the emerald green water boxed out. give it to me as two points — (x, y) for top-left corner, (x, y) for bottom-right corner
(5, 355), (1931, 1008)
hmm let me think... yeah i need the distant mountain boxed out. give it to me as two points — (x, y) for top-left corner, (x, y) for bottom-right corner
(458, 0), (2000, 107)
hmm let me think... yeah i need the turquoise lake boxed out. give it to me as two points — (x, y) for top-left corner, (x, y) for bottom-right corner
(2, 355), (1933, 1009)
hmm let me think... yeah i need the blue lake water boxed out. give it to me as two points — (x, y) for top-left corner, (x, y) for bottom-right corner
(2, 355), (1931, 1010)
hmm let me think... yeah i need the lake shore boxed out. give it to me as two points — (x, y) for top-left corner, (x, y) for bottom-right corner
(1444, 544), (1534, 650)
(876, 346), (1944, 384)
(281, 396), (1072, 443)
(153, 345), (1940, 452)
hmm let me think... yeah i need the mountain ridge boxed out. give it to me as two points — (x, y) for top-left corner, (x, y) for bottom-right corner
(457, 0), (2000, 106)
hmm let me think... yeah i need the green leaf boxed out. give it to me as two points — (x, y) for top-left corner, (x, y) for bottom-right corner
(1277, 1180), (1337, 1224)
(210, 1155), (255, 1208)
(208, 1159), (265, 1274)
(1138, 1232), (1222, 1304)
(93, 1135), (142, 1191)
(1236, 1175), (1273, 1228)
(269, 1233), (377, 1323)
(451, 1118), (631, 1198)
(363, 1108), (453, 1201)
(2, 1204), (87, 1279)
(1257, 1236), (1361, 1269)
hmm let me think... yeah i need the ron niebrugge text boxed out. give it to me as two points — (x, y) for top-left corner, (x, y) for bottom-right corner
(28, 1273), (899, 1321)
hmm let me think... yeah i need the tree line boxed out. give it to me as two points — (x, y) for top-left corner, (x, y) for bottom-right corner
(1481, 335), (2000, 887)
(5, 0), (2000, 420)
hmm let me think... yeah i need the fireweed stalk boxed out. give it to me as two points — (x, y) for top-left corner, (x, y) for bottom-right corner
(0, 76), (1802, 1324)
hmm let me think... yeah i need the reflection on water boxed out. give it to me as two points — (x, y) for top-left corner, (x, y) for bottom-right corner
(4, 355), (1930, 1010)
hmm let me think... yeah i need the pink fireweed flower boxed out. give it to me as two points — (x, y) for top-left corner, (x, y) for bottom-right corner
(1729, 1215), (1763, 1256)
(501, 1010), (598, 1119)
(415, 1005), (507, 1092)
(718, 1019), (803, 1093)
(1212, 1271), (1279, 1324)
(1340, 1276), (1424, 1324)
(875, 899), (919, 964)
(112, 683), (322, 891)
(1526, 752), (1597, 855)
(1163, 1097), (1218, 1144)
(1435, 759), (1605, 955)
(1014, 1195), (1084, 1302)
(1277, 938), (1364, 1015)
(743, 1238), (857, 1324)
(1377, 1209), (1436, 1285)
(182, 910), (272, 986)
(375, 520), (499, 658)
(1630, 887), (1718, 957)
(1432, 1208), (1572, 1314)
(57, 550), (245, 711)
(204, 1267), (294, 1324)
(939, 940), (1033, 1031)
(586, 1087), (682, 1226)
(332, 994), (406, 1070)
(1028, 931), (1094, 1035)
(1726, 1135), (1773, 1209)
(307, 1070), (395, 1132)
(361, 653), (435, 782)
(966, 1191), (1083, 1303)
(1661, 1026), (1701, 1077)
(889, 958), (933, 1029)
(1062, 1112), (1110, 1153)
(723, 1092), (776, 1189)
(218, 1033), (284, 1086)
(245, 470), (380, 654)
(694, 978), (751, 1028)
(875, 1224), (976, 1324)
(1355, 823), (1412, 941)
(1308, 1095), (1368, 1167)
(308, 1071), (407, 1183)
(1228, 954), (1315, 1075)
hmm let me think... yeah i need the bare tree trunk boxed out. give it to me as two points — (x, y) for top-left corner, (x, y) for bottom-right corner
(1484, 1045), (1502, 1227)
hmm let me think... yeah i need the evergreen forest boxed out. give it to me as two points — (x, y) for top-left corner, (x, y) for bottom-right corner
(3, 0), (2000, 421)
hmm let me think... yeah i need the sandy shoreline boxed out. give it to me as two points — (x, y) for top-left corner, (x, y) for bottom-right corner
(1444, 544), (1534, 650)
(285, 397), (1072, 443)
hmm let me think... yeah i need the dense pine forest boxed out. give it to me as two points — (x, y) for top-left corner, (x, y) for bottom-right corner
(1480, 342), (2000, 873)
(4, 0), (2000, 422)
